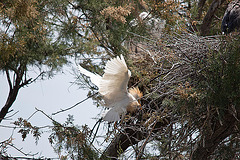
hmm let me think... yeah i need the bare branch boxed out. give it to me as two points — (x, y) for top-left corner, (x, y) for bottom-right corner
(51, 92), (98, 116)
(200, 0), (225, 35)
(136, 119), (157, 159)
(5, 70), (12, 90)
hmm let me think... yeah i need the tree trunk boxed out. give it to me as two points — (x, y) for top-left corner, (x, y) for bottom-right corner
(0, 86), (20, 123)
(200, 0), (225, 36)
(101, 127), (144, 160)
(191, 111), (239, 159)
(0, 69), (23, 123)
(100, 118), (170, 159)
(196, 0), (207, 20)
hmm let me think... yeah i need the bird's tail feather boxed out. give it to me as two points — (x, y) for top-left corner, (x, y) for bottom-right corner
(102, 109), (120, 122)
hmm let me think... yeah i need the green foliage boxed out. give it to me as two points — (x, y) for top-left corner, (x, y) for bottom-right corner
(189, 0), (227, 35)
(212, 133), (240, 160)
(13, 118), (41, 144)
(0, 0), (70, 75)
(11, 115), (99, 159)
(173, 34), (239, 116)
(206, 37), (240, 110)
(149, 0), (186, 30)
(72, 0), (139, 55)
(170, 35), (240, 158)
(49, 115), (99, 160)
(2, 0), (240, 159)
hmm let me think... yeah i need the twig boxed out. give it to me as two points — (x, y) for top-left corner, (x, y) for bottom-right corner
(20, 72), (45, 88)
(35, 108), (60, 125)
(7, 143), (39, 157)
(51, 93), (97, 115)
(27, 110), (39, 121)
(136, 120), (157, 160)
(126, 31), (158, 43)
(90, 118), (102, 145)
(5, 111), (19, 120)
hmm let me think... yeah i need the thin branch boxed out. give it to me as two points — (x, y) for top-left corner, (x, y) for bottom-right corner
(90, 118), (102, 145)
(4, 110), (19, 120)
(51, 92), (97, 115)
(27, 110), (39, 121)
(19, 71), (45, 88)
(0, 124), (54, 129)
(126, 31), (158, 43)
(0, 155), (59, 160)
(7, 143), (39, 157)
(35, 108), (59, 125)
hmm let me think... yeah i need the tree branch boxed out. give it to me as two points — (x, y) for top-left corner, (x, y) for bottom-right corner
(200, 0), (225, 35)
(191, 109), (240, 160)
(196, 0), (207, 20)
(5, 69), (12, 90)
(0, 69), (23, 123)
(100, 117), (170, 159)
(136, 120), (157, 159)
(51, 93), (97, 115)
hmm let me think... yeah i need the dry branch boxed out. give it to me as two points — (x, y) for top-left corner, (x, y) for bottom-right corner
(101, 28), (223, 159)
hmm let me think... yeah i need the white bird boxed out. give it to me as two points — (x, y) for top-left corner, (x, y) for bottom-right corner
(130, 12), (166, 31)
(78, 55), (142, 122)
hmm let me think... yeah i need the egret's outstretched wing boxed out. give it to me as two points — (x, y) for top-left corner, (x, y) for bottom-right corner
(78, 65), (101, 87)
(78, 55), (133, 122)
(98, 55), (131, 107)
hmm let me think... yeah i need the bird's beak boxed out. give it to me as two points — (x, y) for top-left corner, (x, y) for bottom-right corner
(138, 100), (142, 110)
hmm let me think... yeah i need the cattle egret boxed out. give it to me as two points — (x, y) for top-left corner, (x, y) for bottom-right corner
(130, 12), (166, 31)
(78, 55), (142, 122)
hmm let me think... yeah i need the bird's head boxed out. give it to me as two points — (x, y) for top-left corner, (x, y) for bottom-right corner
(127, 87), (143, 113)
(129, 87), (143, 103)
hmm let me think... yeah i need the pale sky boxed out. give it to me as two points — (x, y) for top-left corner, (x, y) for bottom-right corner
(0, 65), (101, 158)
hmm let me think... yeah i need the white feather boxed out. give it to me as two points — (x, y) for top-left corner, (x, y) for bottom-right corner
(78, 55), (137, 122)
(78, 65), (101, 87)
(102, 109), (120, 122)
(99, 55), (131, 96)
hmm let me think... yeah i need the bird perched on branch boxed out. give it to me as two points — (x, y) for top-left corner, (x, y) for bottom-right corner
(78, 55), (142, 122)
(221, 0), (240, 34)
